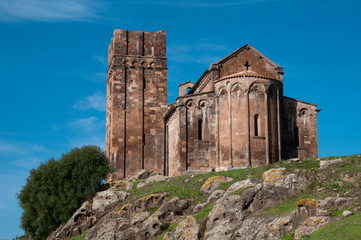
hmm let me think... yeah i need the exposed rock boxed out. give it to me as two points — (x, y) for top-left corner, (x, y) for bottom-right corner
(262, 168), (287, 184)
(92, 190), (129, 212)
(319, 158), (345, 169)
(165, 216), (201, 240)
(129, 169), (160, 180)
(343, 210), (353, 217)
(234, 211), (297, 240)
(193, 190), (225, 214)
(200, 176), (233, 195)
(207, 190), (225, 204)
(205, 186), (261, 239)
(225, 178), (258, 195)
(118, 193), (169, 217)
(136, 182), (147, 189)
(145, 174), (169, 184)
(294, 197), (356, 239)
(131, 211), (151, 225)
(109, 180), (134, 191)
(294, 216), (332, 239)
(142, 197), (188, 238)
(47, 190), (129, 240)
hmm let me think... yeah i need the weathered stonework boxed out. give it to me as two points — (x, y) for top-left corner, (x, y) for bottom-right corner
(106, 29), (320, 180)
(106, 30), (167, 180)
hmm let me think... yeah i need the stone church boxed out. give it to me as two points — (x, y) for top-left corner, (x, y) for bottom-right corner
(106, 30), (320, 180)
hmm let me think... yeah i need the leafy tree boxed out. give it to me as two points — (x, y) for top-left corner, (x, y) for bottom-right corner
(17, 145), (111, 240)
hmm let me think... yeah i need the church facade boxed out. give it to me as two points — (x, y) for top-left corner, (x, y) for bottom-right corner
(106, 30), (320, 180)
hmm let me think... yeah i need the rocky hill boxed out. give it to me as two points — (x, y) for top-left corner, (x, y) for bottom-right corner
(48, 155), (361, 240)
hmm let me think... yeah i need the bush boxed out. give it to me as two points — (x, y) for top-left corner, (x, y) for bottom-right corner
(17, 146), (111, 240)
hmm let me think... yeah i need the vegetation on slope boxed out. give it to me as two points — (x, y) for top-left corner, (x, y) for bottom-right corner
(123, 154), (361, 239)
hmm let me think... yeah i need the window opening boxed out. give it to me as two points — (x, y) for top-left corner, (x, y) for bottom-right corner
(198, 119), (203, 140)
(254, 114), (260, 136)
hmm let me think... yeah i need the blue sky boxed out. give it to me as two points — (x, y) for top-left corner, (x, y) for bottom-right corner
(0, 0), (360, 238)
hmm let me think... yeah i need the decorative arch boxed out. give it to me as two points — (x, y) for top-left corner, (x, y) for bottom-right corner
(123, 60), (131, 67)
(249, 82), (265, 99)
(198, 99), (210, 109)
(267, 84), (277, 100)
(218, 87), (228, 100)
(141, 61), (148, 68)
(131, 60), (139, 67)
(299, 108), (311, 118)
(185, 99), (195, 110)
(231, 83), (245, 99)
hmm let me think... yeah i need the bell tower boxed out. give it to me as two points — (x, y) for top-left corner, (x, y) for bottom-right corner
(106, 30), (168, 180)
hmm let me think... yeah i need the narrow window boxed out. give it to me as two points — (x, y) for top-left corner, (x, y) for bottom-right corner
(254, 114), (260, 136)
(294, 127), (299, 147)
(198, 119), (203, 140)
(143, 69), (146, 89)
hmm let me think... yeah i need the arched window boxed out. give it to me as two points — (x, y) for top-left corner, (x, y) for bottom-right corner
(254, 114), (260, 136)
(198, 119), (203, 140)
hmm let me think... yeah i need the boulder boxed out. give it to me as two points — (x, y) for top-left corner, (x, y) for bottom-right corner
(130, 169), (160, 180)
(343, 210), (353, 217)
(225, 178), (258, 195)
(165, 216), (201, 240)
(47, 190), (129, 240)
(142, 197), (189, 239)
(294, 216), (332, 239)
(92, 190), (129, 212)
(200, 176), (233, 195)
(234, 211), (297, 240)
(109, 180), (134, 191)
(193, 190), (225, 214)
(145, 174), (169, 184)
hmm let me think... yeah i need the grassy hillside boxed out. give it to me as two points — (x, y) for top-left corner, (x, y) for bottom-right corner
(110, 154), (361, 239)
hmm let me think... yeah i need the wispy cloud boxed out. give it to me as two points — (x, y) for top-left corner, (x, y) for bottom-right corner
(66, 116), (105, 147)
(68, 116), (103, 132)
(92, 55), (108, 67)
(168, 40), (229, 64)
(81, 72), (107, 83)
(73, 92), (106, 112)
(0, 0), (102, 22)
(129, 0), (287, 7)
(0, 140), (46, 156)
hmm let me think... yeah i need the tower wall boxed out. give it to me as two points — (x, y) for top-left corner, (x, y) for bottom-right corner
(106, 30), (167, 180)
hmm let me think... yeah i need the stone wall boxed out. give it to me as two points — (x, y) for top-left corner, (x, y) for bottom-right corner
(106, 30), (167, 180)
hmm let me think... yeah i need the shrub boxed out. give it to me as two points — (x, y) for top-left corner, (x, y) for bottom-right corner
(17, 146), (111, 240)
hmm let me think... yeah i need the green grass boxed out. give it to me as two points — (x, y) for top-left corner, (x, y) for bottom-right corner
(299, 213), (361, 240)
(281, 232), (295, 240)
(194, 203), (215, 221)
(68, 232), (87, 240)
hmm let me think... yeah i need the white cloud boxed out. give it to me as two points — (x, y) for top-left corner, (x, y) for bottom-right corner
(168, 40), (229, 64)
(130, 0), (289, 7)
(66, 116), (105, 148)
(73, 92), (106, 112)
(68, 116), (103, 132)
(81, 72), (107, 83)
(92, 55), (108, 67)
(0, 140), (46, 155)
(0, 0), (101, 22)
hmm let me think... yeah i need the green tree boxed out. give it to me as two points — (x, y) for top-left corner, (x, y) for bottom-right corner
(17, 145), (111, 240)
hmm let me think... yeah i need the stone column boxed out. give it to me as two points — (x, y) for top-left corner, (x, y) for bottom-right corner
(265, 90), (270, 165)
